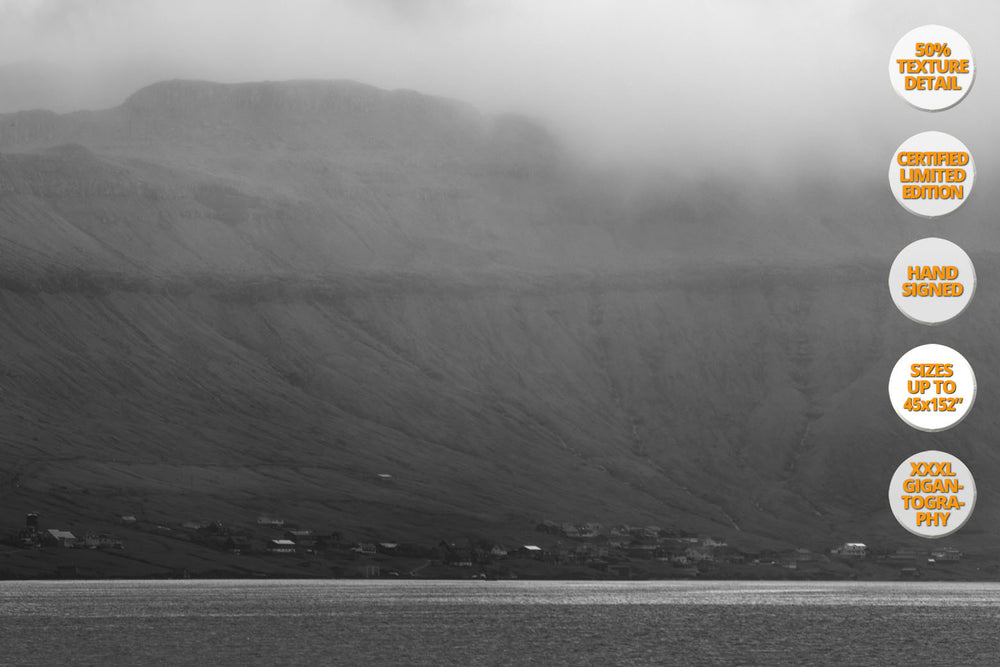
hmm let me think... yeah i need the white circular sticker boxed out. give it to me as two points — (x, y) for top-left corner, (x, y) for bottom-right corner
(888, 131), (974, 218)
(889, 25), (975, 111)
(888, 238), (976, 325)
(889, 450), (976, 538)
(888, 344), (976, 432)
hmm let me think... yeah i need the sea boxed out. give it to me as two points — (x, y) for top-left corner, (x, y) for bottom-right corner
(1, 580), (998, 665)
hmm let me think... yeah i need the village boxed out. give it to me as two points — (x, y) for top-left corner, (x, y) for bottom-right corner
(0, 510), (981, 580)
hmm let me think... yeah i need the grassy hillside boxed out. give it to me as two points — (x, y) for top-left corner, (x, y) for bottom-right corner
(0, 263), (997, 557)
(0, 81), (995, 568)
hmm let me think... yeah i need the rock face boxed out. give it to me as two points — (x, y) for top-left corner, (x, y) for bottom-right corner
(0, 80), (996, 551)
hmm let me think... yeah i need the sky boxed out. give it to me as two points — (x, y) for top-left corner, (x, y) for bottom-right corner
(0, 0), (999, 173)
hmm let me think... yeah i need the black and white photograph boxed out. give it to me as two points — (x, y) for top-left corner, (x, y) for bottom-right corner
(1, 1), (999, 664)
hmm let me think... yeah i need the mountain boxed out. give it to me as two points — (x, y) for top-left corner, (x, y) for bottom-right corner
(1, 79), (946, 275)
(0, 80), (997, 572)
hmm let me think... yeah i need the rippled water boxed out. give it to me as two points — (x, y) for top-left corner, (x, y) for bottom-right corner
(2, 580), (999, 665)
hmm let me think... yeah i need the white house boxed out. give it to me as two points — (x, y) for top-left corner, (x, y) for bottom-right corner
(835, 542), (867, 558)
(267, 539), (296, 554)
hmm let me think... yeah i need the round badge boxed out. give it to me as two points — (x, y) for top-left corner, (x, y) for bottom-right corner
(888, 344), (976, 432)
(888, 25), (975, 111)
(888, 238), (975, 325)
(888, 131), (974, 218)
(889, 450), (976, 538)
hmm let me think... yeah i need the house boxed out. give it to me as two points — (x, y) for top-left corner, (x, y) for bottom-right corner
(561, 523), (580, 538)
(266, 539), (296, 554)
(513, 545), (543, 560)
(117, 515), (137, 525)
(18, 514), (40, 547)
(353, 542), (377, 556)
(835, 542), (867, 558)
(437, 541), (473, 566)
(609, 525), (631, 538)
(930, 547), (962, 562)
(490, 544), (509, 558)
(257, 516), (285, 526)
(16, 529), (40, 549)
(82, 533), (124, 550)
(684, 547), (715, 563)
(44, 529), (77, 548)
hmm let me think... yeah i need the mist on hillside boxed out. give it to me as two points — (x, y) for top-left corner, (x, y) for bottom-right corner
(1, 0), (999, 570)
(1, 0), (998, 175)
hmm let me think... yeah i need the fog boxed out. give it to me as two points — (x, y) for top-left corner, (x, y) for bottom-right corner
(1, 0), (999, 173)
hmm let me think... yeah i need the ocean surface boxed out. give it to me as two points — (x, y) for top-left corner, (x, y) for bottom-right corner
(1, 580), (999, 665)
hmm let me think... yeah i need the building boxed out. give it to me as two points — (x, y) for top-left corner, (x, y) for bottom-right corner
(684, 546), (715, 563)
(44, 529), (77, 548)
(353, 542), (377, 556)
(835, 542), (867, 558)
(257, 516), (285, 526)
(930, 547), (962, 562)
(437, 541), (473, 565)
(561, 523), (581, 538)
(82, 533), (124, 550)
(266, 539), (296, 554)
(17, 513), (41, 548)
(513, 545), (543, 560)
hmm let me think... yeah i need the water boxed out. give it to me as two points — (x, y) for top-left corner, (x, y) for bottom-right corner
(2, 580), (999, 665)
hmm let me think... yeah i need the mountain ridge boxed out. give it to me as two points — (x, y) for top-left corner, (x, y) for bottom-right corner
(0, 79), (996, 571)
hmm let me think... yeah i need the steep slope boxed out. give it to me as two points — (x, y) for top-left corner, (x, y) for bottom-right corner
(0, 264), (997, 552)
(0, 80), (996, 557)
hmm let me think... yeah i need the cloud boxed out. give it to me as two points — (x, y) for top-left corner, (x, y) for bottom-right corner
(0, 0), (998, 173)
